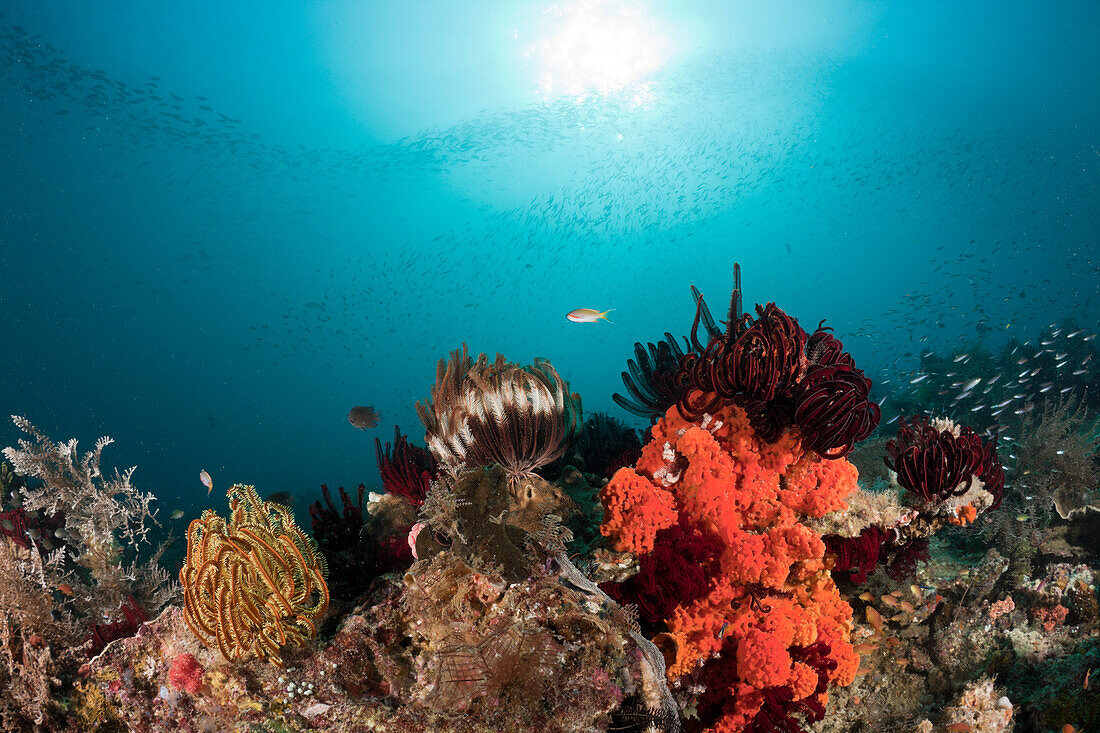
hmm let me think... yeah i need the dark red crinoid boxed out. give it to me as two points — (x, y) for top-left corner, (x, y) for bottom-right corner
(375, 426), (436, 507)
(309, 483), (365, 552)
(85, 596), (149, 657)
(600, 523), (721, 624)
(884, 416), (1004, 508)
(677, 266), (808, 438)
(793, 326), (880, 459)
(823, 526), (888, 584)
(823, 527), (930, 584)
(672, 265), (878, 458)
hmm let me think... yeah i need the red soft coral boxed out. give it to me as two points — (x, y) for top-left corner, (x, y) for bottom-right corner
(168, 652), (206, 694)
(600, 399), (857, 733)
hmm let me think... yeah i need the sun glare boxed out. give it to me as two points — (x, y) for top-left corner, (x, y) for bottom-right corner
(528, 0), (670, 100)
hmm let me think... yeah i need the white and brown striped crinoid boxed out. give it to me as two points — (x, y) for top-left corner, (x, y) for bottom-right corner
(416, 344), (580, 491)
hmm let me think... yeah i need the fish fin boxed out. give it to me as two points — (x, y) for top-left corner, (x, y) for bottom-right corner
(601, 309), (614, 322)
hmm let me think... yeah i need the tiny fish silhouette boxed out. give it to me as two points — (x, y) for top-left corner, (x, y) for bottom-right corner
(567, 308), (613, 323)
(265, 491), (293, 508)
(348, 406), (381, 430)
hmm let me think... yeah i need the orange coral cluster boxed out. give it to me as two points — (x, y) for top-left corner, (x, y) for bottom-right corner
(600, 396), (859, 732)
(947, 503), (979, 526)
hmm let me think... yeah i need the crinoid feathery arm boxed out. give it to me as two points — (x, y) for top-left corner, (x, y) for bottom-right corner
(180, 484), (328, 666)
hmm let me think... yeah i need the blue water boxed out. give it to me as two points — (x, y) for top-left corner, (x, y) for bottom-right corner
(1, 0), (1097, 524)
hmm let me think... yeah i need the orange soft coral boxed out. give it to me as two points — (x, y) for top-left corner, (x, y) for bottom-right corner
(599, 467), (678, 555)
(947, 503), (978, 526)
(600, 399), (858, 733)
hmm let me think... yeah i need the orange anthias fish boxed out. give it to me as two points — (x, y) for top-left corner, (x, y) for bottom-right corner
(199, 469), (213, 495)
(566, 308), (613, 323)
(865, 606), (884, 633)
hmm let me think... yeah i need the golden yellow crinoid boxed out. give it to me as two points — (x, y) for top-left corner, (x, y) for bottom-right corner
(180, 484), (329, 666)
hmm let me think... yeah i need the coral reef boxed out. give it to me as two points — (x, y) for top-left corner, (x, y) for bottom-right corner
(917, 677), (1013, 733)
(76, 552), (679, 733)
(74, 454), (678, 732)
(11, 282), (1099, 733)
(181, 483), (329, 666)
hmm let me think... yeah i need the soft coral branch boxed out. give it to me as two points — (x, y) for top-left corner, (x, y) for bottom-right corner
(375, 426), (436, 507)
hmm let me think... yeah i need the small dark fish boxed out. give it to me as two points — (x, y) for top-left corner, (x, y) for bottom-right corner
(348, 405), (381, 430)
(265, 491), (293, 508)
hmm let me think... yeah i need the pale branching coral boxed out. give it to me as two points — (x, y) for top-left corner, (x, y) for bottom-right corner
(2, 417), (176, 618)
(416, 344), (580, 487)
(1, 419), (178, 730)
(0, 542), (69, 728)
(181, 484), (329, 666)
(1016, 396), (1100, 520)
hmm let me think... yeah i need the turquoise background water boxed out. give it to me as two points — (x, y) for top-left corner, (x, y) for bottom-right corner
(1, 1), (1097, 523)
